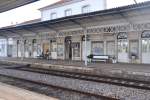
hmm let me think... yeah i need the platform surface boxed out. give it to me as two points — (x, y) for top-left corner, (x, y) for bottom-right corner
(1, 57), (150, 72)
(1, 57), (150, 82)
(0, 82), (58, 100)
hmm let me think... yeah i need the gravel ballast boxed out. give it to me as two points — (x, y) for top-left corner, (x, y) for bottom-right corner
(0, 69), (150, 100)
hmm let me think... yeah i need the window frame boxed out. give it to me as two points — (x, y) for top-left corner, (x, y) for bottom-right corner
(65, 9), (72, 17)
(51, 12), (57, 20)
(82, 5), (90, 13)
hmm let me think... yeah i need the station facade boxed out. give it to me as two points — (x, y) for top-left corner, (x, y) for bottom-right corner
(12, 23), (150, 64)
(0, 0), (150, 64)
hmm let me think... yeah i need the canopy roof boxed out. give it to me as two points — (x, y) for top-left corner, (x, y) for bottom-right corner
(0, 0), (39, 13)
(1, 1), (150, 38)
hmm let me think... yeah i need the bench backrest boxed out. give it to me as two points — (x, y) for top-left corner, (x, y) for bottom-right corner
(93, 55), (109, 59)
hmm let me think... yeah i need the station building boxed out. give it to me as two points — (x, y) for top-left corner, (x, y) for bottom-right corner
(0, 0), (150, 64)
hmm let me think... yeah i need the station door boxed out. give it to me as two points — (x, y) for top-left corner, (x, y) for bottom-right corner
(118, 39), (129, 63)
(43, 43), (49, 54)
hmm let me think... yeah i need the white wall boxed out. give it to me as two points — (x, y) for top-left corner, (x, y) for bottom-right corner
(41, 0), (106, 21)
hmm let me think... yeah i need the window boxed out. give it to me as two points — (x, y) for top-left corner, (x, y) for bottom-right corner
(107, 41), (115, 57)
(65, 9), (72, 16)
(82, 5), (90, 13)
(8, 38), (13, 45)
(51, 13), (57, 19)
(92, 41), (104, 55)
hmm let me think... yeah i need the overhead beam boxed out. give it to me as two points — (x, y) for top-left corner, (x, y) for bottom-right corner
(4, 29), (22, 37)
(22, 27), (37, 35)
(42, 24), (59, 32)
(69, 19), (85, 28)
(0, 0), (39, 13)
(0, 33), (8, 38)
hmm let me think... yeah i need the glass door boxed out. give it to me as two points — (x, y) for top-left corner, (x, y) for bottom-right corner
(118, 39), (129, 63)
(129, 40), (139, 63)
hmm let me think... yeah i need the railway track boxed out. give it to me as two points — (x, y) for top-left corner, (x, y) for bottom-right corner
(0, 74), (115, 100)
(7, 66), (150, 90)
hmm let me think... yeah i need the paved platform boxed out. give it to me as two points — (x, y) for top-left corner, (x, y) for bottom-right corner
(1, 57), (150, 82)
(0, 82), (58, 100)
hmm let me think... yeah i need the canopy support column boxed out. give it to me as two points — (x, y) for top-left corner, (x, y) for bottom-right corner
(69, 19), (88, 66)
(84, 28), (88, 66)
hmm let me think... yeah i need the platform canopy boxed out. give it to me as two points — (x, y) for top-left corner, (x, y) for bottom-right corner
(0, 0), (39, 13)
(0, 1), (150, 38)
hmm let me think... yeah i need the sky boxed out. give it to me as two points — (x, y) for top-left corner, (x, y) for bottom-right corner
(0, 0), (149, 27)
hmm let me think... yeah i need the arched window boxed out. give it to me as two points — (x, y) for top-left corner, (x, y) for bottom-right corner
(141, 31), (150, 38)
(117, 32), (127, 39)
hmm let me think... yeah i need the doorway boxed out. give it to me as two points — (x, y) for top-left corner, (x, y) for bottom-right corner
(65, 36), (72, 60)
(142, 39), (150, 64)
(7, 45), (13, 57)
(17, 40), (21, 57)
(129, 40), (139, 63)
(118, 39), (128, 63)
(117, 32), (129, 63)
(43, 43), (49, 55)
(141, 31), (150, 64)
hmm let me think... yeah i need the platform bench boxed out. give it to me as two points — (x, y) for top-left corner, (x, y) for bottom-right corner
(89, 55), (110, 63)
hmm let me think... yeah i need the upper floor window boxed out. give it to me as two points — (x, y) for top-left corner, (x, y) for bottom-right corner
(51, 12), (57, 19)
(65, 9), (72, 16)
(82, 5), (90, 13)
